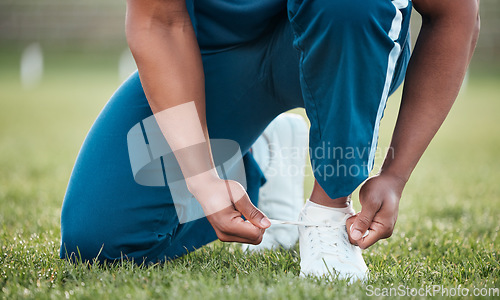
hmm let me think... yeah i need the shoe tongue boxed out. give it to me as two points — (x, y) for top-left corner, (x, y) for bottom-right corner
(304, 200), (354, 223)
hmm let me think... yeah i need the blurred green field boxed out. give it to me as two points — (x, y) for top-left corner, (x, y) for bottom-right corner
(0, 49), (499, 299)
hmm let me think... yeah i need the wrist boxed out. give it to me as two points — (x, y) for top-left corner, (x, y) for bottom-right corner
(380, 167), (408, 182)
(380, 153), (411, 185)
(187, 174), (241, 217)
(378, 169), (407, 194)
(185, 168), (220, 196)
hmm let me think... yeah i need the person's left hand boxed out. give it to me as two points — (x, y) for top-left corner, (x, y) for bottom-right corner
(346, 172), (406, 249)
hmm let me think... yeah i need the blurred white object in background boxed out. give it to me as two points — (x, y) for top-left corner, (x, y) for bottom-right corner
(119, 48), (137, 82)
(20, 43), (44, 90)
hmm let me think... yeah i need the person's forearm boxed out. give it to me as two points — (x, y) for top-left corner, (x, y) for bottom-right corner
(126, 1), (219, 191)
(381, 0), (480, 182)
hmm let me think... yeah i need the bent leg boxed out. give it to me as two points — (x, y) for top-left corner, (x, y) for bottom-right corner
(59, 74), (178, 263)
(287, 0), (412, 199)
(59, 20), (302, 263)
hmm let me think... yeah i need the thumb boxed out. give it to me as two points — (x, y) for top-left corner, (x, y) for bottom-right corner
(233, 194), (271, 229)
(350, 205), (377, 241)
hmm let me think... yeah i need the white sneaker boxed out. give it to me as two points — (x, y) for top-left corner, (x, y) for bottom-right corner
(299, 200), (368, 281)
(243, 113), (309, 251)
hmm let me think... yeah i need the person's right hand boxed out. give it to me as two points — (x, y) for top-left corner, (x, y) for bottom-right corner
(190, 177), (271, 244)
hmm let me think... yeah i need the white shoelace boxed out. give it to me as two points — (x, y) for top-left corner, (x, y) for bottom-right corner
(269, 217), (369, 237)
(301, 215), (352, 259)
(268, 218), (339, 227)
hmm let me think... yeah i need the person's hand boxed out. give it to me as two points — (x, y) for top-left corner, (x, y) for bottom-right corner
(190, 177), (271, 244)
(345, 172), (406, 249)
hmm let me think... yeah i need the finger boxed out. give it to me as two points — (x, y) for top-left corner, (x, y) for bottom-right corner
(232, 193), (271, 229)
(355, 221), (386, 249)
(218, 223), (265, 245)
(345, 215), (357, 245)
(218, 232), (263, 245)
(220, 218), (265, 244)
(350, 203), (378, 242)
(346, 215), (370, 245)
(231, 216), (266, 242)
(207, 206), (265, 243)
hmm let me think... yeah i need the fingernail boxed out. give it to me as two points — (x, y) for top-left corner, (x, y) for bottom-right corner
(351, 229), (362, 240)
(260, 218), (271, 227)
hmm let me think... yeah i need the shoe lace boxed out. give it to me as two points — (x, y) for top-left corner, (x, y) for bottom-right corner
(304, 215), (353, 260)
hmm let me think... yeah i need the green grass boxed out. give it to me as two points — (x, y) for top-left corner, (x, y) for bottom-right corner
(0, 49), (499, 299)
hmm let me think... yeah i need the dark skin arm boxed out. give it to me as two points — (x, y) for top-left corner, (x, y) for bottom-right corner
(347, 0), (480, 248)
(126, 0), (270, 245)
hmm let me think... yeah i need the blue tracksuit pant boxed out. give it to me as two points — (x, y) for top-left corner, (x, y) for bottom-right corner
(60, 0), (412, 263)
